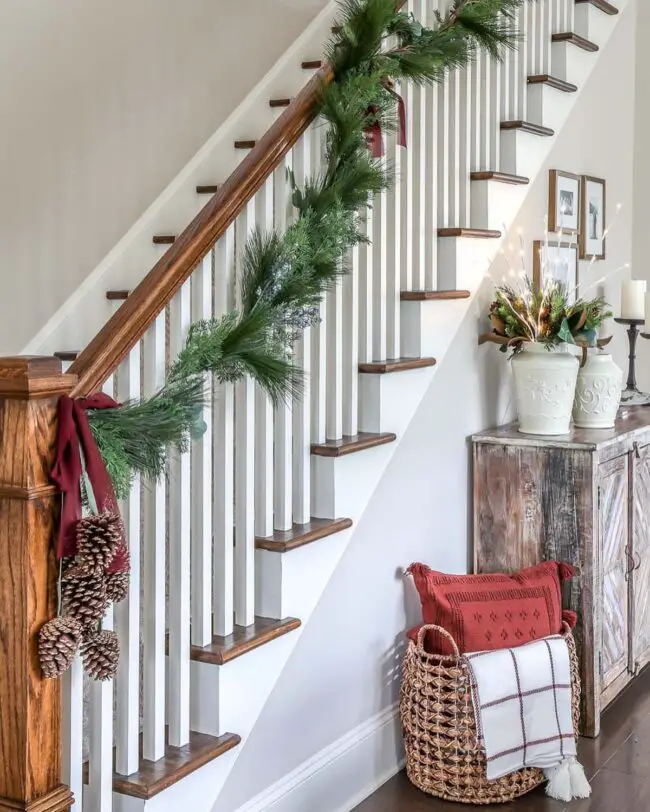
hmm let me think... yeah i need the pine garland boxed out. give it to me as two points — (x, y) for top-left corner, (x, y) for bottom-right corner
(88, 0), (532, 495)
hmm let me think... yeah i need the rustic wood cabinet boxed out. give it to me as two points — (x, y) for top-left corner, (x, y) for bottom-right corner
(472, 411), (650, 737)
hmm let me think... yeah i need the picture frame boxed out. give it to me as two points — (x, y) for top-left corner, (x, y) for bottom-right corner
(579, 175), (606, 260)
(548, 170), (581, 235)
(533, 240), (580, 302)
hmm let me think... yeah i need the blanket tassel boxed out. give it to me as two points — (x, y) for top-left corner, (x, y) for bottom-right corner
(544, 758), (591, 802)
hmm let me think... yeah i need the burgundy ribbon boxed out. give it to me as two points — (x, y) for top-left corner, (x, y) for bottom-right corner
(51, 394), (125, 561)
(364, 86), (407, 159)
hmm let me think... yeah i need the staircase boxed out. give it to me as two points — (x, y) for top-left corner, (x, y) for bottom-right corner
(0, 1), (628, 812)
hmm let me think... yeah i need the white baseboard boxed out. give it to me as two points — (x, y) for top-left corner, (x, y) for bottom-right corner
(233, 705), (405, 812)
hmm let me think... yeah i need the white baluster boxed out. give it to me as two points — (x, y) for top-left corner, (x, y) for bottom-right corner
(342, 243), (360, 436)
(213, 227), (235, 637)
(168, 282), (192, 747)
(401, 64), (414, 292)
(255, 177), (275, 538)
(357, 204), (373, 364)
(541, 0), (553, 74)
(143, 311), (166, 761)
(488, 57), (502, 171)
(191, 254), (214, 648)
(87, 606), (114, 812)
(423, 66), (439, 289)
(411, 7), (427, 288)
(292, 128), (313, 519)
(516, 3), (530, 123)
(115, 344), (141, 776)
(327, 267), (344, 436)
(61, 656), (84, 806)
(235, 198), (257, 627)
(311, 119), (328, 441)
(273, 157), (293, 530)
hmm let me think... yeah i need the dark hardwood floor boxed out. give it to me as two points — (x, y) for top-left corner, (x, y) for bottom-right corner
(355, 666), (650, 811)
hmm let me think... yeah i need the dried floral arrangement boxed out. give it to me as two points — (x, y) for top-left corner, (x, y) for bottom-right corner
(482, 277), (613, 354)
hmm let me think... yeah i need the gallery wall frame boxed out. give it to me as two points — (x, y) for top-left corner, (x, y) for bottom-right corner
(580, 175), (606, 260)
(549, 169), (582, 234)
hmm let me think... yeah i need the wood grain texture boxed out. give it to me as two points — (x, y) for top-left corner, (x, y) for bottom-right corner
(152, 235), (176, 245)
(358, 357), (436, 374)
(311, 432), (397, 458)
(551, 32), (599, 52)
(437, 228), (501, 239)
(473, 413), (650, 739)
(527, 74), (578, 92)
(189, 617), (301, 665)
(400, 290), (471, 301)
(105, 291), (130, 301)
(195, 185), (220, 194)
(575, 0), (619, 13)
(234, 140), (256, 149)
(255, 517), (353, 552)
(500, 121), (555, 136)
(112, 731), (240, 799)
(0, 358), (76, 812)
(470, 171), (530, 185)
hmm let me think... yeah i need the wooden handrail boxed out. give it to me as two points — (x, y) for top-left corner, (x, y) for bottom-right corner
(69, 65), (333, 397)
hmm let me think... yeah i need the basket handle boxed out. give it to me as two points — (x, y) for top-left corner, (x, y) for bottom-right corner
(416, 624), (460, 657)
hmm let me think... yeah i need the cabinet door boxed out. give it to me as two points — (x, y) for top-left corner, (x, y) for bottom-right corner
(633, 442), (650, 672)
(599, 455), (630, 694)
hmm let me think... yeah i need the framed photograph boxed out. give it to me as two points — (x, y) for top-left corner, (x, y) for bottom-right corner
(548, 170), (581, 234)
(533, 240), (579, 302)
(580, 175), (606, 260)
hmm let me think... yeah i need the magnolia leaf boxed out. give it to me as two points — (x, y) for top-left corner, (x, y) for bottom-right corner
(558, 318), (576, 345)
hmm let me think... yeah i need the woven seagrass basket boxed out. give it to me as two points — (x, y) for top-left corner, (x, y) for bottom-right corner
(400, 622), (581, 805)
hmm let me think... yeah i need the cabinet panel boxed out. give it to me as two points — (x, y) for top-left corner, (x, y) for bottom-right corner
(599, 455), (629, 691)
(633, 443), (650, 672)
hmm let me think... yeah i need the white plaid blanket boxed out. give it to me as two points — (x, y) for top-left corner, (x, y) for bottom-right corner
(464, 635), (576, 781)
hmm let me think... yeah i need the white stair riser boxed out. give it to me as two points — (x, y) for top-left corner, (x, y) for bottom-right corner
(256, 529), (352, 619)
(358, 368), (435, 434)
(575, 5), (614, 46)
(438, 236), (498, 292)
(500, 129), (552, 179)
(312, 446), (394, 520)
(527, 84), (575, 131)
(552, 41), (597, 85)
(400, 298), (473, 359)
(470, 182), (528, 232)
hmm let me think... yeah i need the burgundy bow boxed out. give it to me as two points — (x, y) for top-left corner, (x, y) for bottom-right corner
(364, 86), (407, 159)
(51, 394), (124, 560)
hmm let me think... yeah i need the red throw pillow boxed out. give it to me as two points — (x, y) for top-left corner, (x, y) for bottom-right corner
(406, 561), (575, 655)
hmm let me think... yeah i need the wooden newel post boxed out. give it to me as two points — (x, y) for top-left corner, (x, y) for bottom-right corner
(0, 358), (76, 812)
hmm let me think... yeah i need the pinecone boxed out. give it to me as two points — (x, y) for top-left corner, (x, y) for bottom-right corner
(76, 512), (122, 570)
(106, 571), (130, 604)
(81, 630), (120, 681)
(62, 565), (109, 627)
(38, 616), (83, 679)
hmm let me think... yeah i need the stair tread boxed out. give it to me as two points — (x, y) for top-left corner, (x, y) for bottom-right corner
(501, 120), (555, 136)
(256, 517), (353, 552)
(196, 184), (220, 194)
(109, 730), (240, 800)
(576, 0), (618, 13)
(270, 98), (292, 108)
(470, 171), (530, 185)
(311, 432), (396, 458)
(551, 32), (599, 51)
(234, 140), (256, 149)
(190, 616), (301, 665)
(528, 74), (578, 92)
(438, 228), (501, 238)
(54, 351), (80, 361)
(153, 235), (176, 245)
(359, 357), (437, 374)
(301, 60), (323, 69)
(401, 289), (471, 301)
(106, 290), (130, 301)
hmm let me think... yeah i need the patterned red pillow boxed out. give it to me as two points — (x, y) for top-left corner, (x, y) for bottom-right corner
(406, 561), (575, 655)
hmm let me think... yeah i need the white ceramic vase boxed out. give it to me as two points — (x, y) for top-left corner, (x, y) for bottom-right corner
(572, 350), (623, 429)
(511, 343), (579, 435)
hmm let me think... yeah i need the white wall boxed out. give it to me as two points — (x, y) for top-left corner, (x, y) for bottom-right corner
(0, 0), (327, 354)
(212, 7), (637, 810)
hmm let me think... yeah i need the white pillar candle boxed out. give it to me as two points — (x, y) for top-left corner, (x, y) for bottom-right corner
(621, 280), (647, 320)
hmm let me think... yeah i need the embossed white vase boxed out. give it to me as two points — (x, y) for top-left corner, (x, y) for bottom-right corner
(511, 343), (579, 435)
(572, 350), (623, 429)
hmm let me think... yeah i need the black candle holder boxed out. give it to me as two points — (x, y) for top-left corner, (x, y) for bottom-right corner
(615, 318), (650, 406)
